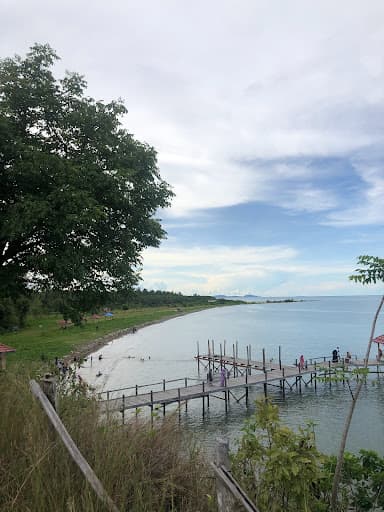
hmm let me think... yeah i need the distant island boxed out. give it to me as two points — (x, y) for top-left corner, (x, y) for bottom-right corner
(214, 294), (304, 304)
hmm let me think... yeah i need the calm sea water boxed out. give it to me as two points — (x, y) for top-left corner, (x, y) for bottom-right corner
(79, 296), (384, 455)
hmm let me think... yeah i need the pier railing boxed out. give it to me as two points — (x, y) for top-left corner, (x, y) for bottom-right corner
(305, 354), (358, 365)
(99, 376), (203, 401)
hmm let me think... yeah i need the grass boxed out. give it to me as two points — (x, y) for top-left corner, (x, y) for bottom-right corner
(0, 367), (215, 511)
(2, 304), (226, 364)
(0, 304), (234, 510)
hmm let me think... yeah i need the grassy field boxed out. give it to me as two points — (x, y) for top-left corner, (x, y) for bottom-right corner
(2, 303), (231, 364)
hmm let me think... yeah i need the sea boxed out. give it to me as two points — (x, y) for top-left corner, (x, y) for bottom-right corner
(79, 295), (384, 456)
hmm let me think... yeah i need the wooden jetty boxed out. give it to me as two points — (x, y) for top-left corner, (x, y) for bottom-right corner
(99, 341), (384, 421)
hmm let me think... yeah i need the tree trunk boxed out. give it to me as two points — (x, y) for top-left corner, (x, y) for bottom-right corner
(330, 295), (384, 510)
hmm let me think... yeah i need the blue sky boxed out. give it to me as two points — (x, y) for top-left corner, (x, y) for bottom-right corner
(2, 0), (384, 295)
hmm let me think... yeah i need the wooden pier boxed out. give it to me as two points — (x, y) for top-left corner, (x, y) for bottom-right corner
(99, 342), (384, 420)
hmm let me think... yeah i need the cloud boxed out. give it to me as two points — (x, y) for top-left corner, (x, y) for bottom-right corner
(3, 1), (384, 225)
(324, 164), (384, 226)
(140, 243), (361, 295)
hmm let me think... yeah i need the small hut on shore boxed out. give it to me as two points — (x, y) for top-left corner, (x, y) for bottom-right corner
(0, 344), (16, 370)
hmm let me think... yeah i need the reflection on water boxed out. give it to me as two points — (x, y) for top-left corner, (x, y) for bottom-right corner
(80, 296), (384, 456)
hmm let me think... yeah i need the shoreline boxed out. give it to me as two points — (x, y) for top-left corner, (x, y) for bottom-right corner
(63, 306), (218, 364)
(63, 299), (306, 364)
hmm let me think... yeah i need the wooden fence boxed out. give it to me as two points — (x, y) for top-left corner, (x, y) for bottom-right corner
(31, 375), (259, 512)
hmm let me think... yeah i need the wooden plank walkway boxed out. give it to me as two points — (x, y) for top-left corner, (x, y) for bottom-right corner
(99, 353), (383, 414)
(101, 364), (319, 413)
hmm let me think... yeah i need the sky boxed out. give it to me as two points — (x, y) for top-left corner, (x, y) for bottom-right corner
(2, 0), (384, 296)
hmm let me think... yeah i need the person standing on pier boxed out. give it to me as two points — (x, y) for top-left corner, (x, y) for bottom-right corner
(299, 354), (305, 369)
(220, 368), (226, 386)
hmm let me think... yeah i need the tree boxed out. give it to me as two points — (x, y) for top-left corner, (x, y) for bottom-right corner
(330, 256), (384, 510)
(0, 44), (173, 321)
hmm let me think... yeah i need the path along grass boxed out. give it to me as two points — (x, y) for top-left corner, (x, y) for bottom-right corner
(2, 304), (226, 364)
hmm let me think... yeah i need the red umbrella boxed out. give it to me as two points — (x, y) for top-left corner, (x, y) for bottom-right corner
(373, 335), (384, 344)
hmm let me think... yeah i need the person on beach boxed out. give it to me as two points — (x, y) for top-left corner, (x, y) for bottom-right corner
(377, 347), (383, 362)
(345, 351), (351, 363)
(207, 368), (213, 384)
(332, 349), (338, 363)
(299, 355), (305, 369)
(220, 368), (226, 386)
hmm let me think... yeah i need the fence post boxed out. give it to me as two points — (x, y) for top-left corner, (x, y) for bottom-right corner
(40, 373), (57, 410)
(215, 438), (235, 512)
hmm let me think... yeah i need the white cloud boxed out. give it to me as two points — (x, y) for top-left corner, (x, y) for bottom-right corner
(140, 243), (365, 295)
(2, 1), (384, 223)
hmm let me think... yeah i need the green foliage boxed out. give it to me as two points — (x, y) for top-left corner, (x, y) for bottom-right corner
(110, 288), (233, 308)
(324, 450), (384, 511)
(232, 398), (384, 511)
(0, 295), (30, 331)
(232, 399), (327, 512)
(350, 256), (384, 285)
(0, 44), (173, 325)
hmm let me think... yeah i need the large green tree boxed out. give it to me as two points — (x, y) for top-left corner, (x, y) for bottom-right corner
(0, 44), (173, 316)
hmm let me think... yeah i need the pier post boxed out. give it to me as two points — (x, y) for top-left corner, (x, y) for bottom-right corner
(282, 368), (285, 397)
(208, 340), (212, 374)
(122, 394), (125, 425)
(224, 339), (226, 357)
(279, 345), (282, 370)
(202, 382), (205, 417)
(178, 388), (181, 420)
(249, 344), (252, 367)
(163, 379), (166, 391)
(328, 361), (332, 388)
(263, 371), (267, 397)
(220, 343), (223, 369)
(232, 343), (236, 376)
(197, 341), (200, 373)
(262, 348), (266, 373)
(185, 377), (188, 387)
